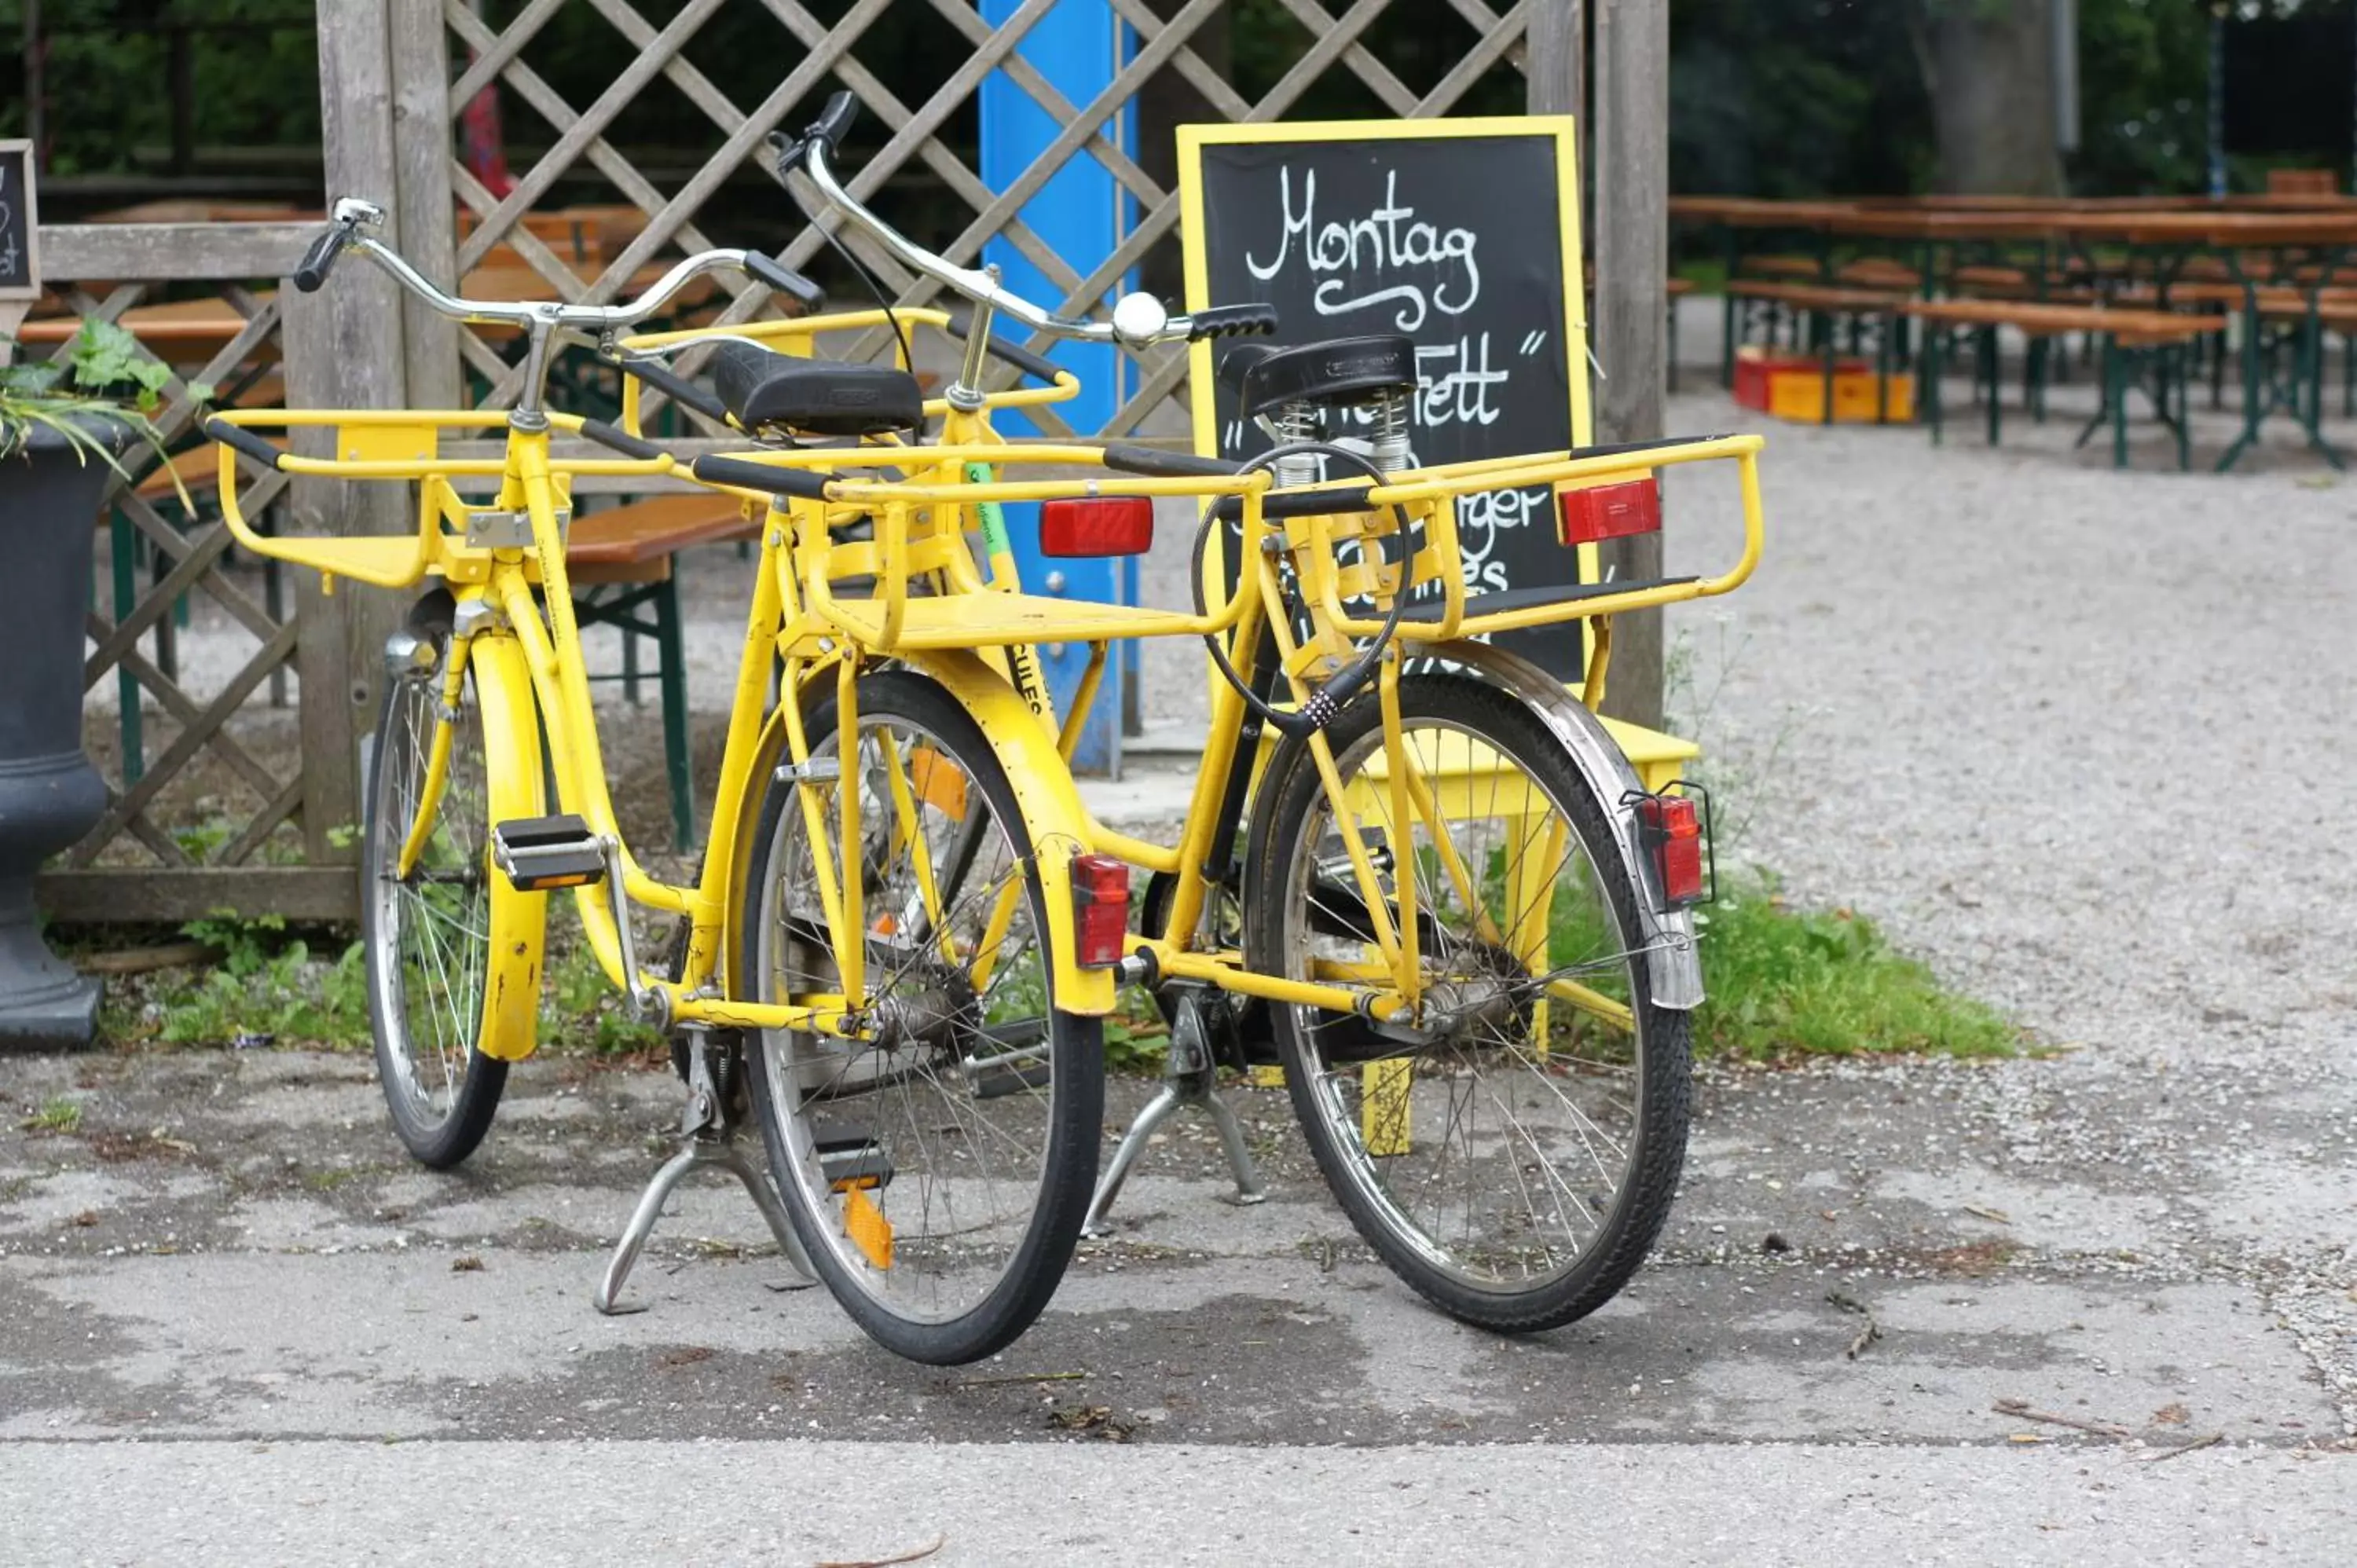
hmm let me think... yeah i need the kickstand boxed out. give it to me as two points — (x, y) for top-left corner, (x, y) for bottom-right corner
(1082, 984), (1266, 1237)
(596, 1025), (819, 1315)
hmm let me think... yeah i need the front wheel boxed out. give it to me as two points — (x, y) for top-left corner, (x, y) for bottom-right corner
(740, 670), (1103, 1365)
(1249, 674), (1692, 1332)
(362, 595), (545, 1169)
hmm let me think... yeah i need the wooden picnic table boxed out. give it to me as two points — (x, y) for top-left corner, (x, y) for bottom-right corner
(1684, 194), (2357, 469)
(1901, 299), (2231, 468)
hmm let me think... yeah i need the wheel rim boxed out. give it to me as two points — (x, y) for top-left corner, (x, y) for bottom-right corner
(754, 713), (1061, 1326)
(1279, 715), (1648, 1295)
(368, 658), (491, 1131)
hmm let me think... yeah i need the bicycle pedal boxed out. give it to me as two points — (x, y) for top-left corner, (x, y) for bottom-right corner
(489, 813), (606, 892)
(814, 1120), (894, 1192)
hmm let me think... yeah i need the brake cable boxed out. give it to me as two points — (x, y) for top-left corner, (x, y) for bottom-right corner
(1191, 440), (1420, 741)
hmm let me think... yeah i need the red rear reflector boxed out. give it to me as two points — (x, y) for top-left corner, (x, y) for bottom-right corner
(1072, 853), (1131, 968)
(1040, 496), (1154, 558)
(1559, 478), (1660, 547)
(1635, 795), (1705, 907)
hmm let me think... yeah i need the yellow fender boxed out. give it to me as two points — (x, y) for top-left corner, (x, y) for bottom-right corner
(904, 650), (1113, 1016)
(712, 652), (1115, 1019)
(468, 631), (552, 1061)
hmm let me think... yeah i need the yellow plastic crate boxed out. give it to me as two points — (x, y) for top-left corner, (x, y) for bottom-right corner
(1765, 366), (1915, 425)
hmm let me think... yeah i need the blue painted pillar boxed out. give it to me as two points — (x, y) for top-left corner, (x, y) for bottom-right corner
(981, 0), (1131, 773)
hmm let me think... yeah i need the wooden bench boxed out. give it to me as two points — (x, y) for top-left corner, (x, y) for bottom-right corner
(565, 492), (761, 848)
(1902, 299), (2228, 467)
(1736, 254), (1824, 281)
(1838, 256), (1922, 291)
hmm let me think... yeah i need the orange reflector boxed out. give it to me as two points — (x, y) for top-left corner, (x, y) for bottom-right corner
(1040, 495), (1154, 557)
(1558, 477), (1661, 546)
(842, 1185), (893, 1270)
(908, 746), (967, 821)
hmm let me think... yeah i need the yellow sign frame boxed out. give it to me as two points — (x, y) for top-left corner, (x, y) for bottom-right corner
(1175, 115), (1596, 617)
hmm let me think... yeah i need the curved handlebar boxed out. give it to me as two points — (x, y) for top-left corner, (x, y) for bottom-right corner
(293, 196), (823, 333)
(772, 93), (1276, 353)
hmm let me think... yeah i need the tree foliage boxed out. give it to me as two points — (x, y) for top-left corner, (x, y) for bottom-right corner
(0, 0), (2332, 198)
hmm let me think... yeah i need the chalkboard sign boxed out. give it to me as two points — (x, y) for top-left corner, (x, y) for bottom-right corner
(0, 141), (38, 302)
(1178, 117), (1592, 676)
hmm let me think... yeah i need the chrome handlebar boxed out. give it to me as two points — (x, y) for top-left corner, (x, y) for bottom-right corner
(786, 110), (1274, 353)
(303, 197), (796, 335)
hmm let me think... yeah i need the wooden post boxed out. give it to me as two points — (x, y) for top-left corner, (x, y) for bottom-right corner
(1524, 2), (1582, 126)
(1589, 0), (1669, 731)
(387, 0), (462, 408)
(289, 0), (411, 869)
(22, 0), (41, 173)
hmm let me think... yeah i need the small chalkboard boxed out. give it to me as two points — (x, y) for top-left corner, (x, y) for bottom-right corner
(0, 141), (38, 302)
(1178, 117), (1592, 676)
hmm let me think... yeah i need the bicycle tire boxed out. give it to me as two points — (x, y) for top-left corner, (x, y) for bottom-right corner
(1248, 674), (1691, 1332)
(363, 592), (532, 1169)
(739, 670), (1103, 1364)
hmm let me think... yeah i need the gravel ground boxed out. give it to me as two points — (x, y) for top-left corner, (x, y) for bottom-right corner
(1655, 326), (2357, 1433)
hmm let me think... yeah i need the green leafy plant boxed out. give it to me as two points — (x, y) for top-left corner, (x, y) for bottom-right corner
(181, 909), (290, 978)
(2, 318), (211, 508)
(20, 1097), (83, 1134)
(1691, 874), (2017, 1061)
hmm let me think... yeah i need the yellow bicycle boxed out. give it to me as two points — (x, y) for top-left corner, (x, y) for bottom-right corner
(210, 94), (1766, 1364)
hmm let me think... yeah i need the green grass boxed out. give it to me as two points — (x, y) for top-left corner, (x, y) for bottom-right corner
(96, 914), (662, 1057)
(1689, 876), (2017, 1061)
(537, 940), (662, 1055)
(1673, 257), (1729, 295)
(20, 1097), (82, 1134)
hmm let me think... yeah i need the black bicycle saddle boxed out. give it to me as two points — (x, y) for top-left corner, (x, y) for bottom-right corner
(1218, 335), (1417, 419)
(707, 339), (922, 438)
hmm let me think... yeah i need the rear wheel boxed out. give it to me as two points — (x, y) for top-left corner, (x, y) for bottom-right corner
(1250, 675), (1691, 1332)
(741, 671), (1103, 1365)
(363, 595), (519, 1169)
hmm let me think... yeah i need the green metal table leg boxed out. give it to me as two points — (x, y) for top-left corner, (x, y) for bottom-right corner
(655, 573), (695, 851)
(108, 511), (143, 786)
(1981, 325), (2002, 446)
(2121, 337), (2140, 471)
(1924, 319), (1945, 445)
(1720, 288), (1736, 389)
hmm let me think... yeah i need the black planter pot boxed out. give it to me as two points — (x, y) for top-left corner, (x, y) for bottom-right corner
(0, 418), (127, 1050)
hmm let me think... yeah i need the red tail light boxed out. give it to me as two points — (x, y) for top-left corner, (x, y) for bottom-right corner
(1041, 496), (1154, 557)
(1634, 794), (1705, 907)
(1559, 478), (1660, 546)
(1072, 853), (1131, 968)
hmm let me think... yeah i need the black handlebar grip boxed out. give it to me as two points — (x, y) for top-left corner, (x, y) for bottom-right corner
(613, 356), (730, 423)
(577, 419), (666, 462)
(1208, 482), (1375, 525)
(1188, 304), (1279, 341)
(1100, 441), (1242, 479)
(746, 251), (826, 313)
(292, 225), (346, 293)
(811, 90), (860, 149)
(691, 454), (834, 501)
(942, 305), (1065, 386)
(203, 418), (286, 472)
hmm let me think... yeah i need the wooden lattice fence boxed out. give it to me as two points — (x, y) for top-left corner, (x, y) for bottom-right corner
(34, 0), (1586, 923)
